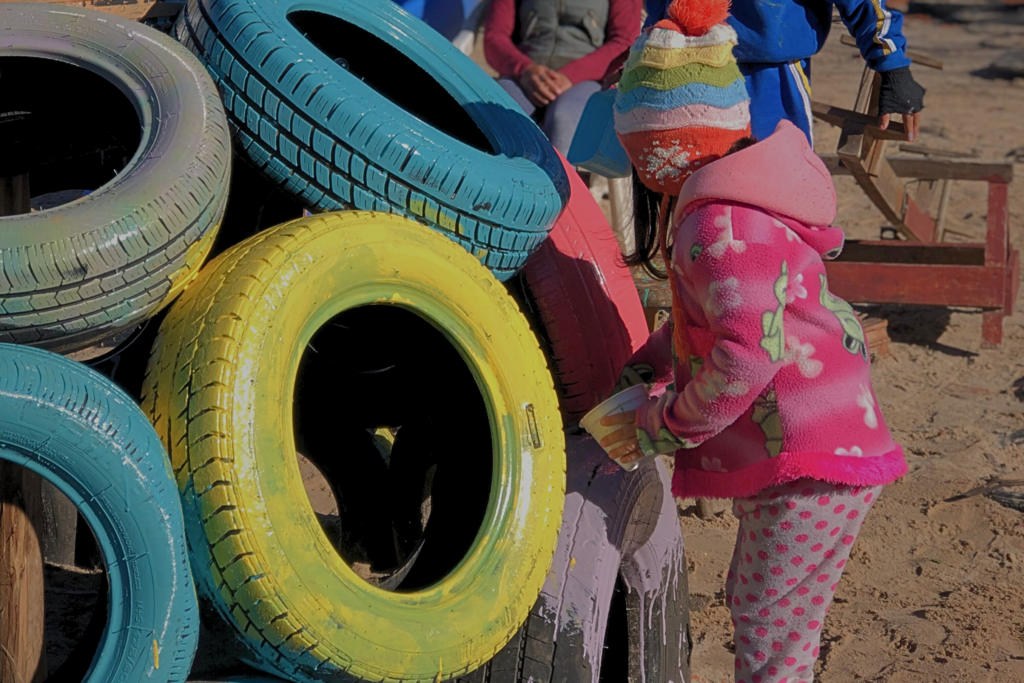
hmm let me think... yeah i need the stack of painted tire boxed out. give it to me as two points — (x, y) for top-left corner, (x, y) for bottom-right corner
(1, 1), (691, 681)
(172, 0), (570, 280)
(0, 3), (231, 353)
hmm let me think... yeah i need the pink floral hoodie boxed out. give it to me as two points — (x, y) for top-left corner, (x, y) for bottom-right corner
(627, 120), (906, 499)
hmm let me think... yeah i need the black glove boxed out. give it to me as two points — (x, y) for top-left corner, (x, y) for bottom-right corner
(877, 66), (926, 117)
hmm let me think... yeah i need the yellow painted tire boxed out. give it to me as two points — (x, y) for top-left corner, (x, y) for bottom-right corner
(141, 212), (565, 683)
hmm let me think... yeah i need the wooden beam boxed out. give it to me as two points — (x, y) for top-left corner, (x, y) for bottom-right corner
(985, 181), (1009, 266)
(818, 154), (1014, 183)
(899, 143), (978, 159)
(825, 263), (1005, 308)
(811, 101), (907, 140)
(837, 241), (985, 265)
(837, 123), (934, 241)
(635, 264), (1006, 309)
(0, 463), (47, 683)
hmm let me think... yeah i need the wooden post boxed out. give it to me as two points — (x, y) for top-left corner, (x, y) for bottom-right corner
(982, 180), (1011, 348)
(1, 172), (48, 683)
(0, 174), (30, 215)
(37, 483), (78, 567)
(0, 462), (48, 683)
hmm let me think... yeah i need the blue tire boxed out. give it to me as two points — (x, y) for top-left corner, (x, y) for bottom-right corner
(172, 0), (569, 280)
(0, 344), (199, 683)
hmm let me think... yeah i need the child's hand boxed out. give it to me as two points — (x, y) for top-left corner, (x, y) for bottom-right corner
(598, 410), (642, 465)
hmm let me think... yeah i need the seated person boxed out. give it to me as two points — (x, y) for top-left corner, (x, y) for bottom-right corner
(484, 0), (642, 153)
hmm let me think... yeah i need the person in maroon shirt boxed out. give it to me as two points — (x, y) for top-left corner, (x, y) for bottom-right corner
(484, 0), (641, 153)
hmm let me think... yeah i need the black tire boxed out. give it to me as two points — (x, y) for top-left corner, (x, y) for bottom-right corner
(171, 0), (569, 280)
(450, 437), (692, 683)
(0, 3), (230, 353)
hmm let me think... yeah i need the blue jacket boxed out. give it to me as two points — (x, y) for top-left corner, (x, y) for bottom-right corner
(643, 0), (910, 72)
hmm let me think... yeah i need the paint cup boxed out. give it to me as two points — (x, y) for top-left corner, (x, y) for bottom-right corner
(579, 384), (650, 471)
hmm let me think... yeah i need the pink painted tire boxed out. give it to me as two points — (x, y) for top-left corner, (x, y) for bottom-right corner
(520, 153), (649, 421)
(450, 437), (691, 683)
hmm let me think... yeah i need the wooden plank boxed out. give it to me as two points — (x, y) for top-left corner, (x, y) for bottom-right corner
(819, 154), (1014, 182)
(37, 481), (77, 567)
(839, 33), (944, 69)
(911, 178), (939, 210)
(634, 262), (1007, 309)
(899, 143), (978, 159)
(837, 66), (939, 242)
(1007, 249), (1021, 315)
(0, 463), (47, 683)
(904, 193), (937, 242)
(824, 262), (1006, 308)
(837, 241), (985, 265)
(934, 179), (954, 242)
(853, 65), (880, 116)
(837, 124), (930, 241)
(811, 101), (907, 140)
(986, 181), (1009, 267)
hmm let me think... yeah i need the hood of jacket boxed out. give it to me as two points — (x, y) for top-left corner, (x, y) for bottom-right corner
(678, 119), (844, 258)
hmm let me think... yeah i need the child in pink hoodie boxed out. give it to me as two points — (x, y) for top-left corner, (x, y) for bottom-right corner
(603, 0), (906, 680)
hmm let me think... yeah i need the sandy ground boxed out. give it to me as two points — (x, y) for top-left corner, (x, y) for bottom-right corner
(665, 6), (1024, 682)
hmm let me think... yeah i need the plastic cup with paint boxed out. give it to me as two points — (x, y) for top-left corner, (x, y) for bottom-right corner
(580, 384), (651, 471)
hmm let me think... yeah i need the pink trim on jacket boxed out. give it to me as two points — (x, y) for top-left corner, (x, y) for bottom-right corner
(673, 447), (908, 500)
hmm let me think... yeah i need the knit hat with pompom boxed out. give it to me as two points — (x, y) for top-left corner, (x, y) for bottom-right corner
(614, 0), (751, 196)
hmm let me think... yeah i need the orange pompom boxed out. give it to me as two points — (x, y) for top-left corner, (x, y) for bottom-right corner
(666, 0), (730, 36)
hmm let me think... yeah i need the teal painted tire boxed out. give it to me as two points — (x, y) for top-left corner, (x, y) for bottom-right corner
(0, 343), (199, 683)
(172, 0), (568, 279)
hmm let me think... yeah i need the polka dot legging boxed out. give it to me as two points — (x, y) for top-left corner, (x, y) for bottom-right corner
(725, 479), (882, 683)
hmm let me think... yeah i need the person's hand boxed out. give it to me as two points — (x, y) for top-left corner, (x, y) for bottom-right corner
(598, 410), (643, 465)
(549, 69), (574, 94)
(519, 63), (564, 107)
(877, 66), (925, 143)
(879, 111), (920, 143)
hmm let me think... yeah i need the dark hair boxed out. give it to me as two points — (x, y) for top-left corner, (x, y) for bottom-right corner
(623, 167), (669, 279)
(624, 136), (758, 279)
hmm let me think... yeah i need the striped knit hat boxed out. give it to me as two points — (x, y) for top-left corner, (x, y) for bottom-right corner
(614, 0), (751, 196)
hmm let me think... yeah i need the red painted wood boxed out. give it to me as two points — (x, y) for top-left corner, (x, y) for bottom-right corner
(986, 181), (1009, 266)
(982, 310), (1004, 348)
(1006, 249), (1020, 315)
(825, 262), (1006, 308)
(903, 196), (936, 242)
